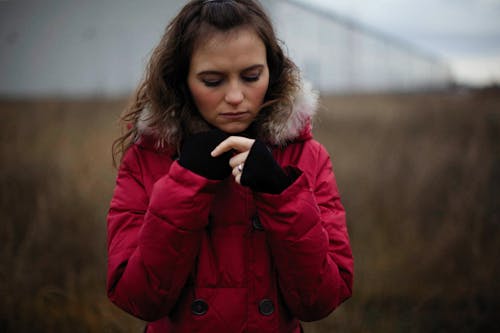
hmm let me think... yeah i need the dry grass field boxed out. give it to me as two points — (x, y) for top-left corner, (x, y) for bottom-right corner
(1, 90), (499, 332)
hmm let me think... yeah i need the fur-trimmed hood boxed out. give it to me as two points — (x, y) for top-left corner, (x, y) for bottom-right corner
(136, 81), (319, 150)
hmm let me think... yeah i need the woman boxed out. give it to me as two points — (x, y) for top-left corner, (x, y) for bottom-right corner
(107, 0), (353, 332)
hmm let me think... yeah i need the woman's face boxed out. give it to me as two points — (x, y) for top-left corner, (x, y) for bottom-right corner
(187, 26), (270, 134)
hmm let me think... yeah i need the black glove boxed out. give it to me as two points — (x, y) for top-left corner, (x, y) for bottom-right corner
(179, 130), (232, 180)
(241, 140), (296, 194)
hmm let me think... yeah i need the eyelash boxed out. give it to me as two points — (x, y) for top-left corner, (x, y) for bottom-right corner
(202, 74), (260, 87)
(203, 80), (222, 87)
(243, 74), (260, 82)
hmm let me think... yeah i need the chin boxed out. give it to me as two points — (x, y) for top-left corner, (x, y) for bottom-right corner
(218, 123), (250, 134)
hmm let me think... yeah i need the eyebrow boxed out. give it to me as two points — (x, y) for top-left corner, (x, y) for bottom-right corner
(196, 64), (265, 76)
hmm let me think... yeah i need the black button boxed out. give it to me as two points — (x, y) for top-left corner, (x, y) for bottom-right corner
(191, 299), (208, 315)
(252, 215), (264, 231)
(259, 299), (274, 316)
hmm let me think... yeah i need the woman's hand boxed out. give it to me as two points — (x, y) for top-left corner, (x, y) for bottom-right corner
(213, 136), (294, 193)
(211, 136), (255, 184)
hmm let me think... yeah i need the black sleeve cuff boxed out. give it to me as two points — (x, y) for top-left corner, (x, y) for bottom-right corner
(178, 130), (232, 180)
(240, 140), (295, 194)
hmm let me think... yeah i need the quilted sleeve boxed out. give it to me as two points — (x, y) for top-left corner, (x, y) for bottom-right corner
(106, 145), (219, 321)
(254, 143), (353, 321)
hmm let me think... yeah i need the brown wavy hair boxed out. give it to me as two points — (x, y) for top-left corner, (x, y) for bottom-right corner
(112, 0), (299, 165)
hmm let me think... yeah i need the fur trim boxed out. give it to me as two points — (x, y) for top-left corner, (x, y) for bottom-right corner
(267, 80), (318, 146)
(136, 80), (319, 147)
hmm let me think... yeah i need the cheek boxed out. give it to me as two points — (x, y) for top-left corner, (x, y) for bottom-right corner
(189, 83), (218, 112)
(250, 81), (269, 104)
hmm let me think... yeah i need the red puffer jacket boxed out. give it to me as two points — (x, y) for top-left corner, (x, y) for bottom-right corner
(107, 85), (353, 332)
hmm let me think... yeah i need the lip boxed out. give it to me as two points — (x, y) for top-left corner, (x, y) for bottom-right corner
(219, 111), (250, 119)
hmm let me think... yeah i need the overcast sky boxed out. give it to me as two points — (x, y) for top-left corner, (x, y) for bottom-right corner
(295, 0), (500, 86)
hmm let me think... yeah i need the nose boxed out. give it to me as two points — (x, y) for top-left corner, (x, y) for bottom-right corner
(224, 81), (244, 106)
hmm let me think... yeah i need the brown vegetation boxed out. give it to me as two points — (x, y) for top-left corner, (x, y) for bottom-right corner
(1, 91), (499, 332)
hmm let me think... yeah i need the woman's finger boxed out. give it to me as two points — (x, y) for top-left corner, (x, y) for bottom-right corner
(231, 151), (248, 179)
(232, 165), (240, 178)
(235, 172), (242, 184)
(229, 151), (249, 169)
(211, 136), (255, 157)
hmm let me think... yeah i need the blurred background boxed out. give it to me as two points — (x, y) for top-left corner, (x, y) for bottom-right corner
(1, 0), (499, 332)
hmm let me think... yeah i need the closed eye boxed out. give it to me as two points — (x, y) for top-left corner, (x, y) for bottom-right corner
(241, 64), (264, 83)
(242, 74), (260, 82)
(199, 72), (224, 87)
(202, 78), (223, 87)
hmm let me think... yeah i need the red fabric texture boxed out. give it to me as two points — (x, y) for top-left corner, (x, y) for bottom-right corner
(107, 130), (353, 332)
